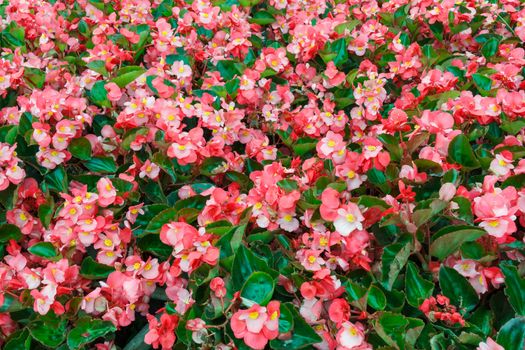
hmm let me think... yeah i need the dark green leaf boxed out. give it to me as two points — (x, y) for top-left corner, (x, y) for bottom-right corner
(496, 317), (525, 350)
(381, 239), (412, 291)
(430, 226), (486, 260)
(500, 262), (525, 316)
(248, 11), (276, 25)
(68, 137), (92, 160)
(405, 261), (434, 307)
(28, 314), (67, 348)
(0, 223), (22, 243)
(28, 242), (58, 259)
(112, 66), (146, 87)
(448, 134), (480, 169)
(472, 73), (492, 91)
(67, 319), (116, 349)
(270, 303), (322, 349)
(84, 156), (117, 173)
(200, 157), (227, 176)
(439, 266), (479, 311)
(80, 257), (115, 279)
(240, 271), (275, 306)
(88, 81), (111, 108)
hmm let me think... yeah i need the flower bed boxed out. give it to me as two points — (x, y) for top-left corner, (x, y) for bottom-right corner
(0, 0), (525, 349)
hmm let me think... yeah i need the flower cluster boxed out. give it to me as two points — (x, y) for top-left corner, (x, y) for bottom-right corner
(419, 295), (465, 326)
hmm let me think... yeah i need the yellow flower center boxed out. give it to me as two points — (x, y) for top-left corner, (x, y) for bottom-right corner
(488, 220), (499, 227)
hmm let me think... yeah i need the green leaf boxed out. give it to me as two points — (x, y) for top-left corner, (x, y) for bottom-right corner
(500, 262), (525, 316)
(373, 312), (409, 348)
(501, 173), (525, 189)
(45, 166), (68, 193)
(334, 20), (360, 35)
(80, 257), (115, 279)
(430, 226), (486, 260)
(277, 179), (298, 192)
(292, 137), (317, 156)
(367, 168), (390, 193)
(225, 171), (253, 191)
(0, 125), (18, 144)
(38, 202), (54, 229)
(200, 157), (227, 176)
(215, 60), (244, 80)
(24, 67), (46, 89)
(481, 37), (499, 59)
(143, 208), (178, 235)
(112, 66), (146, 87)
(439, 266), (479, 311)
(357, 195), (391, 210)
(67, 319), (116, 350)
(381, 239), (412, 291)
(239, 0), (261, 6)
(84, 156), (117, 173)
(270, 303), (322, 349)
(405, 261), (434, 307)
(137, 234), (172, 259)
(367, 285), (387, 310)
(0, 293), (25, 313)
(68, 137), (92, 160)
(232, 245), (278, 289)
(4, 329), (31, 350)
(1, 22), (25, 48)
(472, 73), (492, 91)
(240, 271), (275, 306)
(496, 317), (525, 350)
(86, 60), (108, 76)
(378, 134), (403, 162)
(501, 118), (525, 135)
(429, 22), (444, 41)
(28, 242), (59, 259)
(0, 223), (22, 243)
(88, 81), (111, 108)
(278, 303), (294, 333)
(448, 134), (480, 169)
(28, 314), (68, 348)
(248, 11), (276, 25)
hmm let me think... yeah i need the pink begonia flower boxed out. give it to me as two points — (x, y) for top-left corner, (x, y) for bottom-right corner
(210, 277), (226, 298)
(160, 222), (199, 253)
(97, 178), (117, 207)
(105, 82), (122, 102)
(139, 160), (161, 179)
(489, 151), (514, 177)
(230, 301), (280, 350)
(317, 131), (345, 158)
(336, 321), (366, 349)
(81, 287), (108, 314)
(473, 190), (518, 238)
(334, 203), (365, 236)
(31, 284), (57, 315)
(439, 182), (457, 201)
(144, 313), (179, 350)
